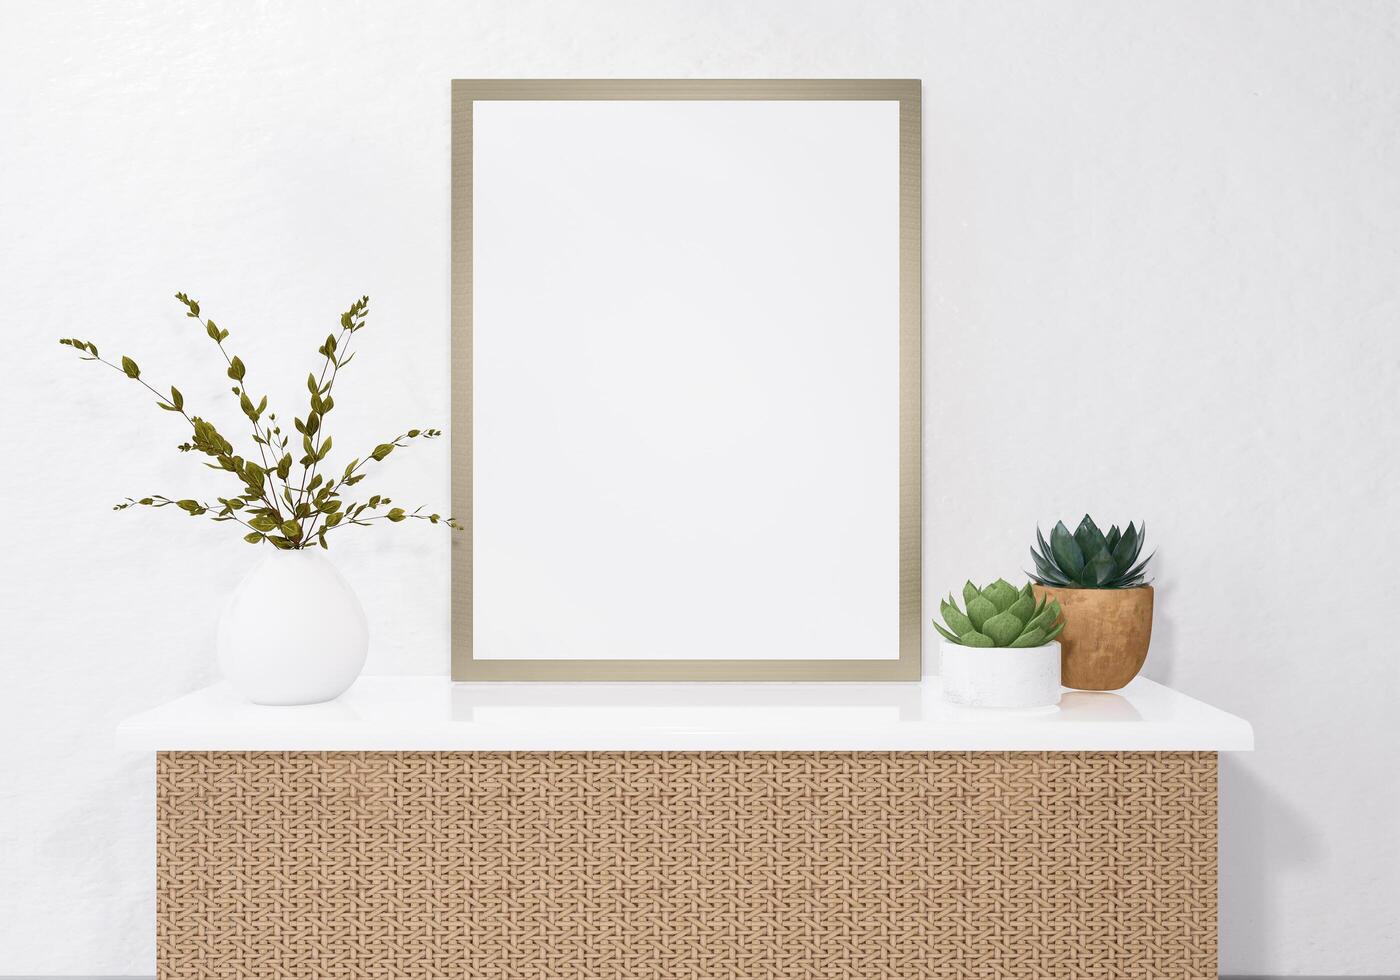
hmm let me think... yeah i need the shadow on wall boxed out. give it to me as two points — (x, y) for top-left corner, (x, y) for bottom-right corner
(1137, 561), (1331, 976)
(1141, 570), (1176, 689)
(1219, 753), (1317, 975)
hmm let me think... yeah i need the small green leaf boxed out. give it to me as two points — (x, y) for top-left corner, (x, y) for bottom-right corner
(226, 356), (246, 381)
(1029, 545), (1070, 586)
(981, 611), (1023, 647)
(1113, 522), (1142, 572)
(959, 631), (995, 648)
(386, 507), (406, 522)
(962, 580), (980, 606)
(1087, 551), (1118, 586)
(1050, 521), (1086, 579)
(121, 356), (140, 379)
(1005, 589), (1036, 625)
(1118, 552), (1154, 586)
(371, 443), (394, 462)
(243, 532), (264, 544)
(932, 621), (961, 644)
(1024, 599), (1060, 635)
(1008, 627), (1047, 648)
(939, 598), (973, 637)
(966, 594), (997, 631)
(1073, 514), (1110, 562)
(982, 579), (1019, 613)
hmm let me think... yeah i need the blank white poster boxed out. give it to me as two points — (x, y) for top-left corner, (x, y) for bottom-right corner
(473, 99), (899, 659)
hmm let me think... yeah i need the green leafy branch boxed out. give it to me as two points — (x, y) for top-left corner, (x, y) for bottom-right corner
(174, 292), (286, 522)
(299, 427), (459, 547)
(113, 494), (261, 535)
(60, 294), (458, 550)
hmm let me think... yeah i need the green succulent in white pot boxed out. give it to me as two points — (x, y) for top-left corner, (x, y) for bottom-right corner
(935, 580), (1063, 709)
(60, 293), (458, 705)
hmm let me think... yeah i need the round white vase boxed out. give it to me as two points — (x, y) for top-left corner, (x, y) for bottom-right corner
(939, 639), (1062, 709)
(216, 549), (368, 705)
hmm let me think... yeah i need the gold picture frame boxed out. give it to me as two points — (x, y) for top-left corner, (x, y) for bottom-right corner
(452, 79), (921, 680)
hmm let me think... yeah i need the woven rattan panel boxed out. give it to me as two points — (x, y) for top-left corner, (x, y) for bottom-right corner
(157, 751), (1217, 979)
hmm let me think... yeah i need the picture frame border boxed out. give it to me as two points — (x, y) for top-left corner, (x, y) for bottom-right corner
(451, 79), (921, 681)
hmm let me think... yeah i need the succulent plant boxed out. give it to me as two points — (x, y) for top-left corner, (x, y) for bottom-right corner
(934, 579), (1064, 648)
(1028, 514), (1152, 589)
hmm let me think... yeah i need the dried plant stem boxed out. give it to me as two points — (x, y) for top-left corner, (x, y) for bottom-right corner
(193, 316), (286, 522)
(84, 354), (285, 522)
(295, 322), (353, 512)
(60, 293), (458, 550)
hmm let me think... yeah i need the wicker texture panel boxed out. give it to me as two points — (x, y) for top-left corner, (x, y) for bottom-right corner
(158, 751), (1216, 979)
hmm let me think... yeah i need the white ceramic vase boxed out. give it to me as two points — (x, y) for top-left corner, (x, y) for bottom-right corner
(216, 549), (368, 705)
(939, 639), (1062, 709)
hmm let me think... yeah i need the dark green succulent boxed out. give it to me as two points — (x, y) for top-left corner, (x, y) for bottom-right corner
(1029, 515), (1152, 589)
(934, 579), (1064, 648)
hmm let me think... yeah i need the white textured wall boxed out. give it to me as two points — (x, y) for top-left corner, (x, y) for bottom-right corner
(1, 1), (1396, 975)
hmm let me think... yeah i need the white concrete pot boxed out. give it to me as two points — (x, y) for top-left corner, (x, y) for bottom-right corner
(939, 639), (1062, 709)
(216, 549), (368, 705)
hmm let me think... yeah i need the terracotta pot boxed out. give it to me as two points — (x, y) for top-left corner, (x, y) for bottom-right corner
(1030, 585), (1153, 691)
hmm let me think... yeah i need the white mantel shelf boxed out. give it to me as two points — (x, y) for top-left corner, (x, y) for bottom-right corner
(116, 676), (1253, 752)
